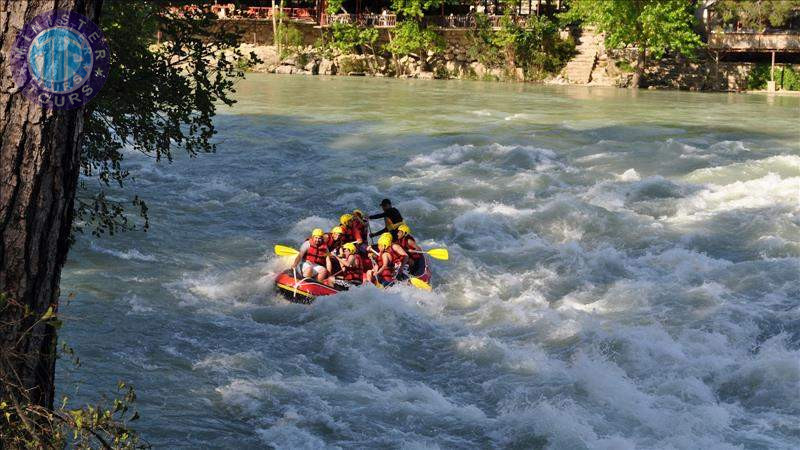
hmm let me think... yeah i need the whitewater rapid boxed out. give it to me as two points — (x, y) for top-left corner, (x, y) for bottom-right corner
(59, 76), (799, 448)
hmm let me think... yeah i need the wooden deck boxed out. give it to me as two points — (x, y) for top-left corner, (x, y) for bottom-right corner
(709, 31), (800, 53)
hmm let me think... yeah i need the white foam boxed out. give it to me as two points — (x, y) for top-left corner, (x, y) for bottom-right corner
(89, 242), (157, 261)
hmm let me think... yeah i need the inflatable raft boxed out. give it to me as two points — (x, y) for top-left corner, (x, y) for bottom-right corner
(275, 253), (432, 304)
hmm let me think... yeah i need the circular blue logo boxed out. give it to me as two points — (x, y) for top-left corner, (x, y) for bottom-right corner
(10, 10), (109, 110)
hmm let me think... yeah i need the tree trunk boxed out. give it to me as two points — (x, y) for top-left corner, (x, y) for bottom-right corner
(278, 0), (286, 55)
(631, 47), (646, 89)
(272, 0), (279, 50)
(0, 0), (102, 410)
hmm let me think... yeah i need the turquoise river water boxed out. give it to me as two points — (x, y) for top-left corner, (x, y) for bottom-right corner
(59, 75), (800, 449)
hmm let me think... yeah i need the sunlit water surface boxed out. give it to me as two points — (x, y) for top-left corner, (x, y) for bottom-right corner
(60, 75), (800, 449)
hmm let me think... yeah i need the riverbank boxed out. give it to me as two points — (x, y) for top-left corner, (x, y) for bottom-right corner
(241, 44), (530, 82)
(237, 43), (800, 93)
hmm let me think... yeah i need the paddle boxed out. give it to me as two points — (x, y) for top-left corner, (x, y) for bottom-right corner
(409, 248), (449, 261)
(409, 277), (432, 291)
(274, 244), (299, 256)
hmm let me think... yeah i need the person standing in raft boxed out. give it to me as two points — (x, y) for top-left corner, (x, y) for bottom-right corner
(292, 228), (332, 284)
(366, 233), (409, 286)
(369, 198), (405, 239)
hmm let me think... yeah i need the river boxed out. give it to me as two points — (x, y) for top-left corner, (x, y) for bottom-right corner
(59, 75), (800, 448)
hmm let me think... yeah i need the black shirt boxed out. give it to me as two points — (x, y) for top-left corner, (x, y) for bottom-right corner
(369, 207), (403, 224)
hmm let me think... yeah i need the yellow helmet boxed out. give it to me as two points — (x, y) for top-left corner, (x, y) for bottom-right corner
(377, 233), (393, 249)
(343, 243), (356, 253)
(331, 226), (344, 235)
(340, 213), (353, 225)
(353, 209), (364, 218)
(311, 228), (324, 238)
(398, 224), (411, 234)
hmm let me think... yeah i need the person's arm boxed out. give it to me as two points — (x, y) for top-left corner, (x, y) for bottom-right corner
(377, 253), (391, 274)
(368, 211), (387, 220)
(292, 241), (310, 268)
(407, 237), (418, 253)
(352, 227), (363, 245)
(392, 244), (409, 267)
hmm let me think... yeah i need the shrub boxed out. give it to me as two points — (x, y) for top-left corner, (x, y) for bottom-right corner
(329, 22), (379, 55)
(466, 13), (575, 80)
(747, 64), (800, 90)
(387, 20), (443, 58)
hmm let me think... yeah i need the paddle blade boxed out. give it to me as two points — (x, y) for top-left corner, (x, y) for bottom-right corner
(426, 248), (449, 261)
(274, 245), (299, 256)
(409, 277), (432, 291)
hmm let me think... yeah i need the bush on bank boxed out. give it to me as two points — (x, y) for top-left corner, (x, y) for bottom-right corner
(747, 64), (800, 91)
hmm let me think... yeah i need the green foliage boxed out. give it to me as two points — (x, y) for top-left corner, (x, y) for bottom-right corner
(326, 0), (345, 15)
(281, 25), (304, 49)
(715, 0), (800, 30)
(77, 0), (256, 238)
(466, 14), (502, 67)
(467, 13), (575, 79)
(279, 25), (305, 58)
(328, 22), (379, 54)
(391, 0), (450, 19)
(1, 295), (145, 448)
(563, 0), (703, 60)
(388, 20), (444, 57)
(615, 59), (634, 72)
(747, 64), (800, 90)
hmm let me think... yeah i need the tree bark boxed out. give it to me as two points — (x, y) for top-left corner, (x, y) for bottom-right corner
(272, 0), (278, 50)
(631, 47), (646, 89)
(0, 0), (103, 409)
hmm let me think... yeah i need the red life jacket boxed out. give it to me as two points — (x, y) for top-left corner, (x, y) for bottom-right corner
(342, 254), (364, 283)
(355, 220), (368, 241)
(325, 234), (343, 252)
(304, 240), (328, 265)
(398, 235), (421, 261)
(342, 223), (362, 244)
(378, 247), (404, 281)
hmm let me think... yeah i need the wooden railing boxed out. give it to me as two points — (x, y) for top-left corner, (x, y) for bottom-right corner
(242, 7), (317, 20)
(320, 13), (397, 27)
(708, 31), (800, 52)
(318, 14), (531, 29)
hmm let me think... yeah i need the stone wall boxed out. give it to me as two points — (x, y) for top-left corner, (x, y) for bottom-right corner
(210, 20), (322, 46)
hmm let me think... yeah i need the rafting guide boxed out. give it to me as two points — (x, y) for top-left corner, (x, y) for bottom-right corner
(274, 198), (449, 302)
(8, 9), (109, 109)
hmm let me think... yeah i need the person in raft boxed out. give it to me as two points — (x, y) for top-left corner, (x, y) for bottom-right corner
(325, 226), (345, 256)
(366, 233), (409, 286)
(369, 198), (405, 239)
(329, 243), (365, 286)
(352, 209), (369, 246)
(292, 228), (331, 284)
(339, 213), (364, 249)
(396, 224), (422, 273)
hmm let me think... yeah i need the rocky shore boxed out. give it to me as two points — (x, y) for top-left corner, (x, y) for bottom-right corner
(242, 44), (529, 82)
